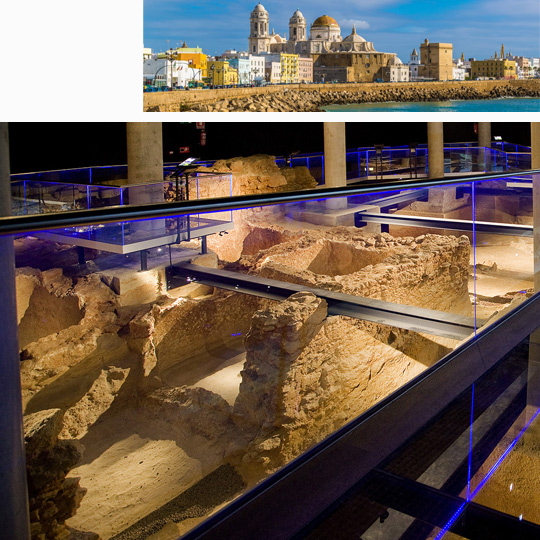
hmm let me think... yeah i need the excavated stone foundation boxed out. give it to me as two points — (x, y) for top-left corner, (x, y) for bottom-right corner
(15, 174), (535, 539)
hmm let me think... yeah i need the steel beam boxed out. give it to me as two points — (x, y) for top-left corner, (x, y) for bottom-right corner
(367, 188), (429, 210)
(355, 212), (533, 237)
(167, 263), (480, 340)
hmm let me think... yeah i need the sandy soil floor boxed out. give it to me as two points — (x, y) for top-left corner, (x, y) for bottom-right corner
(471, 243), (533, 297)
(64, 228), (534, 539)
(67, 341), (247, 539)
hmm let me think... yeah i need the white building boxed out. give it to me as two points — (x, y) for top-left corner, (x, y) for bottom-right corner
(143, 58), (201, 87)
(220, 51), (265, 83)
(382, 57), (409, 82)
(409, 48), (421, 81)
(265, 61), (281, 83)
(452, 65), (467, 80)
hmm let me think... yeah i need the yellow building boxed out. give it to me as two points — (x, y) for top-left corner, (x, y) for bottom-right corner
(208, 61), (239, 86)
(263, 53), (299, 83)
(471, 59), (516, 80)
(158, 42), (208, 77)
(280, 53), (299, 83)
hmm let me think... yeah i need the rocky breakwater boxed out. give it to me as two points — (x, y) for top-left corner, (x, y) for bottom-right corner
(184, 81), (540, 112)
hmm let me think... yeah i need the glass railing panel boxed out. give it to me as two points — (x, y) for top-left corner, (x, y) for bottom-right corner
(468, 174), (535, 333)
(15, 182), (491, 539)
(13, 173), (540, 539)
(467, 330), (540, 527)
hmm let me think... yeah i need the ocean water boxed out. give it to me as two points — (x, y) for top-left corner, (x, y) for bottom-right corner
(323, 97), (540, 112)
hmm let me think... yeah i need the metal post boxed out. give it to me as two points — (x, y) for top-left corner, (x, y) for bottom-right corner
(140, 250), (148, 272)
(77, 246), (86, 265)
(201, 236), (208, 254)
(0, 123), (31, 539)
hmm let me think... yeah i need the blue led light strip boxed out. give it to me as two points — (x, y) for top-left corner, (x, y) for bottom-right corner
(435, 406), (540, 539)
(467, 383), (475, 501)
(433, 502), (467, 540)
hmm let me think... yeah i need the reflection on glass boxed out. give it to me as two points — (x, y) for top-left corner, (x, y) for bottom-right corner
(14, 172), (538, 539)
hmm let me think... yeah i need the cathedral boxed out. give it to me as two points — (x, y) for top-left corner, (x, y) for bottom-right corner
(249, 4), (379, 55)
(248, 3), (403, 83)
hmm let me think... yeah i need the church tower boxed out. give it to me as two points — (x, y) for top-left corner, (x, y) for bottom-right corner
(289, 9), (306, 42)
(249, 3), (270, 54)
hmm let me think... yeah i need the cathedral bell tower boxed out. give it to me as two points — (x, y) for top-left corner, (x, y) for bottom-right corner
(249, 3), (270, 54)
(289, 9), (306, 42)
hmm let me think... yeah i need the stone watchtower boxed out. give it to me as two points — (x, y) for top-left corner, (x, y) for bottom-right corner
(249, 3), (270, 54)
(419, 38), (453, 81)
(289, 9), (306, 42)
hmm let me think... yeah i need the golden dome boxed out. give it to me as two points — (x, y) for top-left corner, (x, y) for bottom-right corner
(312, 15), (339, 27)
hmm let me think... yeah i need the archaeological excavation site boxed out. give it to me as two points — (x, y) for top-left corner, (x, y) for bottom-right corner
(7, 151), (540, 540)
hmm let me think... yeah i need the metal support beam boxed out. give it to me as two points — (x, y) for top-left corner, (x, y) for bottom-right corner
(167, 263), (480, 340)
(368, 189), (429, 210)
(355, 212), (533, 237)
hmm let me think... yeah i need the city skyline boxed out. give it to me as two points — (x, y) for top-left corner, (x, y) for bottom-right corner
(144, 0), (540, 61)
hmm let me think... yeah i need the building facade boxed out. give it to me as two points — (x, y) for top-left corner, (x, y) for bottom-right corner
(207, 60), (239, 86)
(158, 43), (208, 78)
(314, 50), (398, 83)
(262, 53), (299, 83)
(248, 4), (398, 84)
(298, 56), (313, 83)
(381, 57), (409, 82)
(418, 39), (453, 81)
(471, 58), (516, 79)
(143, 59), (202, 88)
(227, 57), (251, 84)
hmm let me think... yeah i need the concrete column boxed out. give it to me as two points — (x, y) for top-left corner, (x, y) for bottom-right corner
(324, 123), (347, 210)
(0, 124), (30, 539)
(126, 122), (165, 234)
(427, 122), (444, 179)
(478, 122), (491, 171)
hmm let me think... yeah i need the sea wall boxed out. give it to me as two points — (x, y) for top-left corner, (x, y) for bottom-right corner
(143, 79), (540, 112)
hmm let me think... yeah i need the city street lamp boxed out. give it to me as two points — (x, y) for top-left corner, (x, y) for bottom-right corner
(165, 48), (176, 88)
(251, 67), (260, 86)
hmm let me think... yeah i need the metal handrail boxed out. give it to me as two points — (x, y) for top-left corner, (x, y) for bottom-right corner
(1, 169), (539, 237)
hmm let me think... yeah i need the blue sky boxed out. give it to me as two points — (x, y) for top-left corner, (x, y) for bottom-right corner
(144, 0), (540, 61)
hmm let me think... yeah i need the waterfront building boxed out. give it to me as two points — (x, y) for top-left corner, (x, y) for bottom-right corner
(381, 57), (409, 82)
(261, 53), (299, 83)
(409, 48), (421, 81)
(143, 58), (201, 87)
(298, 56), (313, 83)
(506, 56), (532, 78)
(207, 60), (239, 86)
(247, 55), (266, 83)
(265, 61), (281, 84)
(227, 57), (251, 85)
(471, 58), (516, 80)
(143, 47), (153, 60)
(418, 39), (453, 81)
(452, 54), (469, 80)
(158, 42), (208, 78)
(221, 51), (266, 84)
